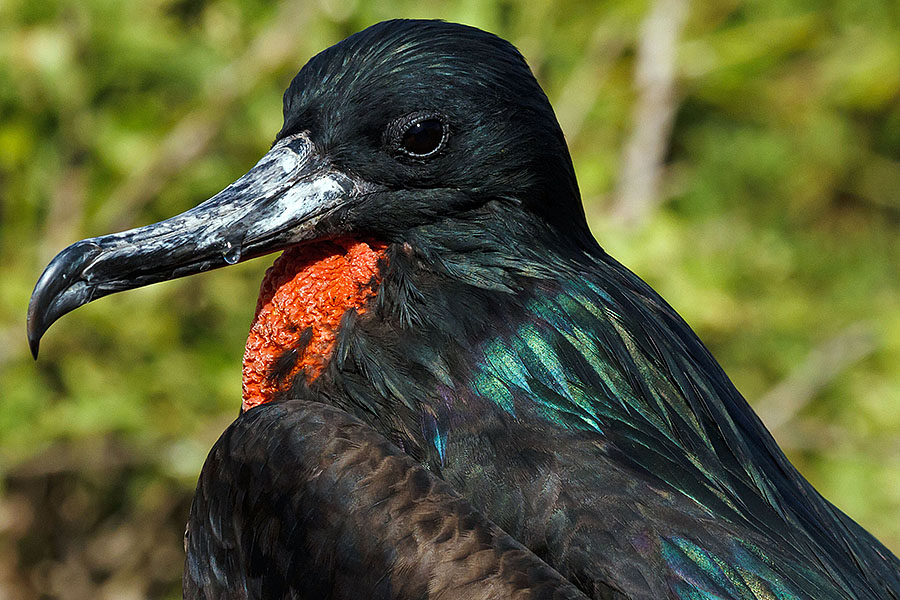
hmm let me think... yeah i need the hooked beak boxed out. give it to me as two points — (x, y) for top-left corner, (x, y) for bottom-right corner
(27, 132), (370, 358)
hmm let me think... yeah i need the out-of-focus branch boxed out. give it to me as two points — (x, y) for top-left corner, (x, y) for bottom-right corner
(612, 0), (689, 227)
(754, 323), (877, 434)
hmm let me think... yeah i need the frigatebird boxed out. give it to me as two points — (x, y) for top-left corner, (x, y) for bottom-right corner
(28, 19), (900, 600)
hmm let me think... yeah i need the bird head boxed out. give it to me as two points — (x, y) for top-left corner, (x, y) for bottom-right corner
(28, 20), (592, 377)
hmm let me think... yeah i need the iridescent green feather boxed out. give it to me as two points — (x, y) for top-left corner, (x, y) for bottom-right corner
(468, 273), (867, 599)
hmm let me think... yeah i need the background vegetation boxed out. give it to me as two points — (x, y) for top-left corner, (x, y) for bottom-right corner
(2, 1), (899, 597)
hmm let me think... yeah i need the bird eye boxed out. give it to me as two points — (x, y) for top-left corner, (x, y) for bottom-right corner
(400, 118), (446, 157)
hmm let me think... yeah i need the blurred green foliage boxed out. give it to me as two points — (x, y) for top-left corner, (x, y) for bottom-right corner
(1, 1), (899, 598)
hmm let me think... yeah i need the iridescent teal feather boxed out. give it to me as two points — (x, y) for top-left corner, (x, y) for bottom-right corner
(425, 255), (899, 599)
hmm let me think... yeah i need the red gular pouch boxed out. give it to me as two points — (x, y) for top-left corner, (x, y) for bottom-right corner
(241, 239), (388, 412)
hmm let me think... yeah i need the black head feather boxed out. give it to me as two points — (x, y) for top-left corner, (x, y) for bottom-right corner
(279, 19), (592, 249)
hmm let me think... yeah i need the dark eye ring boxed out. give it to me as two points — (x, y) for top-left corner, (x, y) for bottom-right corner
(397, 116), (447, 158)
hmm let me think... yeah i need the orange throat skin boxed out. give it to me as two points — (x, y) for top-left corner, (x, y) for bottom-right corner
(241, 238), (387, 412)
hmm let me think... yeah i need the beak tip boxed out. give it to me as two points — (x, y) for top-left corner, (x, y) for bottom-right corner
(26, 301), (46, 360)
(26, 239), (106, 361)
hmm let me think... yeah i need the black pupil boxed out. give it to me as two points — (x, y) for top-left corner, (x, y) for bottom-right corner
(402, 119), (443, 156)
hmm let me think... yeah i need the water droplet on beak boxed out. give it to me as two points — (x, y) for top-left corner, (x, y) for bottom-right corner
(223, 240), (243, 265)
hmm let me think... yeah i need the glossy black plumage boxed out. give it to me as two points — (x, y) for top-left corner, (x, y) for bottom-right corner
(184, 400), (586, 600)
(28, 19), (900, 599)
